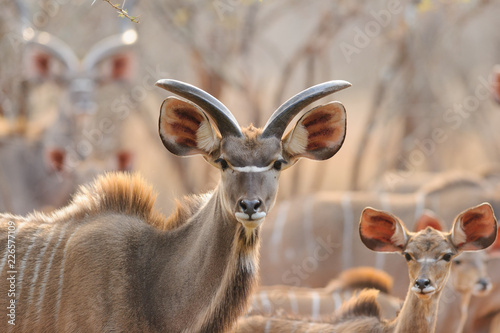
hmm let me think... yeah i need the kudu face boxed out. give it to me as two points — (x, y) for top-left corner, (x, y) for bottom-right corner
(451, 252), (492, 296)
(157, 79), (349, 231)
(360, 203), (498, 299)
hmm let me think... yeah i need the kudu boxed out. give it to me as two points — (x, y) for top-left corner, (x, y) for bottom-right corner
(417, 210), (500, 333)
(0, 79), (350, 331)
(248, 266), (401, 320)
(236, 203), (498, 332)
(0, 1), (136, 214)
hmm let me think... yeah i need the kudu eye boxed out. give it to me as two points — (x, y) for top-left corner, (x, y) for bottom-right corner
(273, 159), (286, 171)
(404, 252), (412, 262)
(442, 253), (453, 262)
(215, 158), (229, 171)
(453, 259), (462, 265)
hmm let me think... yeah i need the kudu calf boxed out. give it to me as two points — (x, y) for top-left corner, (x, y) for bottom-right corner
(0, 79), (350, 332)
(237, 203), (498, 332)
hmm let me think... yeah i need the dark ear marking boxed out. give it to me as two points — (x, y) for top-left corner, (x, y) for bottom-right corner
(283, 101), (346, 161)
(159, 97), (219, 156)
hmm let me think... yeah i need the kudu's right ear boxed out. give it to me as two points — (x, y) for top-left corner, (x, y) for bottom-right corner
(282, 101), (346, 162)
(159, 97), (220, 156)
(359, 207), (408, 253)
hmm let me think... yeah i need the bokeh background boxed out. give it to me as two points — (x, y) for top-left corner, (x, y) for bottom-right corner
(1, 0), (500, 215)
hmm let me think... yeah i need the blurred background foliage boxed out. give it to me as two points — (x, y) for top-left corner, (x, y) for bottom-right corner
(0, 0), (499, 214)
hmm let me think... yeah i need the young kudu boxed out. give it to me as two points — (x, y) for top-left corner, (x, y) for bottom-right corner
(417, 210), (500, 333)
(0, 79), (349, 332)
(237, 203), (498, 332)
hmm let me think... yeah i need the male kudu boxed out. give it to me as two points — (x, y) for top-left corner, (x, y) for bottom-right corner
(0, 79), (349, 332)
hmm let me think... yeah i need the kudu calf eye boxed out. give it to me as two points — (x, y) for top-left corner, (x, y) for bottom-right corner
(453, 259), (462, 265)
(442, 253), (453, 262)
(404, 252), (412, 262)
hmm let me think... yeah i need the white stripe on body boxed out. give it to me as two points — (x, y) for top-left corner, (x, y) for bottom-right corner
(414, 191), (426, 221)
(288, 290), (299, 314)
(311, 291), (320, 320)
(264, 318), (272, 333)
(50, 224), (83, 324)
(269, 201), (291, 263)
(259, 291), (272, 314)
(13, 226), (45, 302)
(303, 196), (316, 255)
(340, 193), (354, 271)
(332, 291), (342, 310)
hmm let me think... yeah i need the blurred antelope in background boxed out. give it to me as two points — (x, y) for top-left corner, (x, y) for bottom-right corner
(258, 172), (500, 331)
(0, 0), (136, 214)
(237, 203), (498, 332)
(248, 266), (402, 320)
(0, 79), (349, 331)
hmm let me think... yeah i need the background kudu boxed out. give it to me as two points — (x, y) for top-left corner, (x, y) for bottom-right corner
(249, 266), (402, 320)
(0, 79), (349, 332)
(258, 172), (500, 331)
(0, 0), (136, 214)
(237, 203), (498, 332)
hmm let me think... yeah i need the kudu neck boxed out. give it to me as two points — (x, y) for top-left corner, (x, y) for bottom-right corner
(390, 284), (442, 333)
(151, 185), (261, 332)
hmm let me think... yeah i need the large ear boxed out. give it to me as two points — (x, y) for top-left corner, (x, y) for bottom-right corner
(159, 97), (220, 156)
(451, 203), (498, 251)
(282, 101), (346, 162)
(45, 148), (66, 172)
(116, 151), (134, 171)
(414, 210), (444, 232)
(493, 66), (500, 104)
(359, 207), (408, 252)
(487, 226), (500, 256)
(98, 52), (135, 82)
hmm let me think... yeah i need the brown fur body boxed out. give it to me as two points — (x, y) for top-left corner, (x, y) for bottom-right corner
(0, 173), (257, 332)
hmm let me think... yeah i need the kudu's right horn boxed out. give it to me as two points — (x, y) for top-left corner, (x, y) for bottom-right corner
(261, 80), (351, 139)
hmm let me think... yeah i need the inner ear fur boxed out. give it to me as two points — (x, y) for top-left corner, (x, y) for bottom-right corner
(282, 101), (346, 162)
(451, 203), (498, 251)
(359, 207), (408, 253)
(159, 97), (220, 156)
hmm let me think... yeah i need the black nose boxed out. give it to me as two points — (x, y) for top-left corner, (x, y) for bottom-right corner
(478, 278), (490, 290)
(239, 199), (262, 216)
(415, 279), (431, 291)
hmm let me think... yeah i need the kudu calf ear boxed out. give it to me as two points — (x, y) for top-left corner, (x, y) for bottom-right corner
(451, 203), (498, 251)
(414, 209), (444, 232)
(359, 207), (408, 253)
(282, 101), (346, 162)
(159, 97), (220, 156)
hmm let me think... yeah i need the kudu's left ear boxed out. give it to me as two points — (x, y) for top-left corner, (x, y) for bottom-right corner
(282, 101), (346, 162)
(451, 203), (498, 251)
(159, 97), (220, 157)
